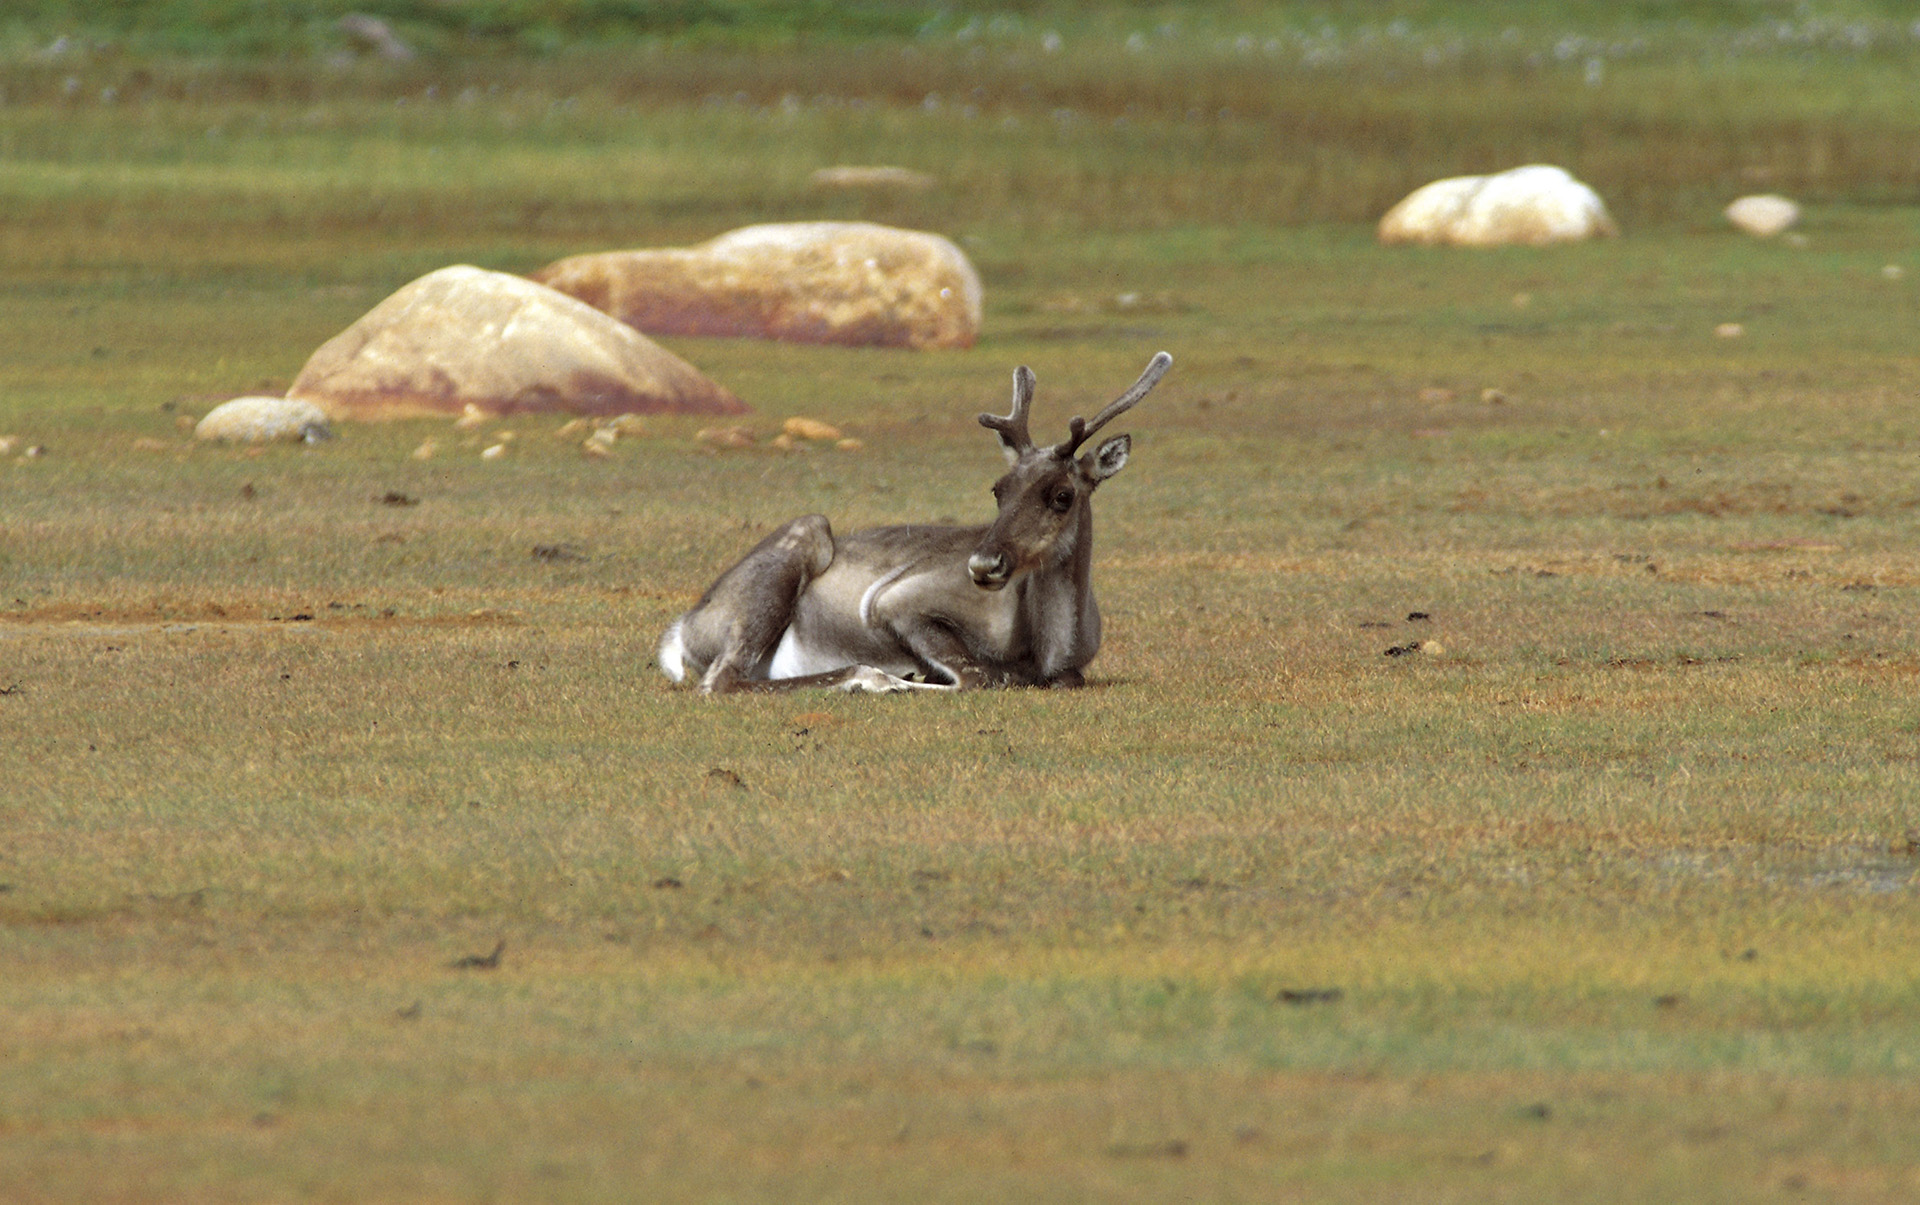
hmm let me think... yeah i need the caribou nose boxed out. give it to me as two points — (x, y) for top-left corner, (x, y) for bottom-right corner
(968, 551), (1011, 589)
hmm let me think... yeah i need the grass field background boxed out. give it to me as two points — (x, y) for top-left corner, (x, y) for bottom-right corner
(3, 2), (1920, 1200)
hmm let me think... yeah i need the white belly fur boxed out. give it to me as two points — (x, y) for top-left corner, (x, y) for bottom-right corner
(767, 626), (843, 679)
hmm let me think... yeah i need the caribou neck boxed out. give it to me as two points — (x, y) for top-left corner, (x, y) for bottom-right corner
(1022, 503), (1100, 680)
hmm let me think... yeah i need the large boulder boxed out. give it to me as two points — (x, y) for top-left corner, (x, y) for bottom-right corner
(1379, 165), (1617, 247)
(287, 266), (744, 420)
(195, 396), (333, 444)
(531, 222), (983, 350)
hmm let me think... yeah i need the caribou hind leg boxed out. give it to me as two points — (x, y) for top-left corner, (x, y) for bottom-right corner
(658, 515), (938, 695)
(659, 515), (835, 694)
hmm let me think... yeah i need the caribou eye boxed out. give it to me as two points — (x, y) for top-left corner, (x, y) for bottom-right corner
(1050, 489), (1076, 512)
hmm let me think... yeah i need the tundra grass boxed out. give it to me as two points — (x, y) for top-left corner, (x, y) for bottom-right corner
(5, 26), (1920, 1205)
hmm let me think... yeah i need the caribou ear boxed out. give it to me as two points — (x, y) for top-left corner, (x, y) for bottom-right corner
(1085, 433), (1131, 482)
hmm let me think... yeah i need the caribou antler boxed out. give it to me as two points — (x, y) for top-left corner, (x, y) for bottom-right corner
(1053, 351), (1173, 459)
(978, 364), (1038, 457)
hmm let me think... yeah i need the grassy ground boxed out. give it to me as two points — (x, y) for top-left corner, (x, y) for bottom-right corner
(4, 6), (1920, 1201)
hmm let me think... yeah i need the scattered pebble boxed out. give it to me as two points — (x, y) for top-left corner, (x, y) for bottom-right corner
(410, 438), (438, 460)
(697, 425), (756, 450)
(835, 438), (865, 452)
(0, 436), (18, 455)
(1884, 265), (1906, 281)
(480, 443), (507, 460)
(448, 939), (505, 970)
(1383, 640), (1444, 658)
(1715, 323), (1745, 339)
(783, 416), (843, 442)
(1480, 387), (1509, 405)
(809, 165), (936, 191)
(453, 403), (489, 431)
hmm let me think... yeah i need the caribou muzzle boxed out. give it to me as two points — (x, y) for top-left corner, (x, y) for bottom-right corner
(967, 550), (1013, 590)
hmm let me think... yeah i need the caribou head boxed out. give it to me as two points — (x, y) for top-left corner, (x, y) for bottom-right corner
(969, 351), (1172, 591)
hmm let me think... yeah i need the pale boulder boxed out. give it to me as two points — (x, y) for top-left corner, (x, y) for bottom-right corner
(532, 222), (983, 350)
(194, 396), (334, 444)
(1724, 194), (1800, 238)
(288, 266), (744, 420)
(1379, 165), (1617, 247)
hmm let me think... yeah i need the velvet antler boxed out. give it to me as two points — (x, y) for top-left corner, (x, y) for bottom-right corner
(978, 364), (1038, 457)
(1053, 351), (1172, 459)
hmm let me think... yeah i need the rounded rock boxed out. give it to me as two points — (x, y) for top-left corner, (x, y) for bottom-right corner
(194, 396), (334, 444)
(1724, 194), (1800, 238)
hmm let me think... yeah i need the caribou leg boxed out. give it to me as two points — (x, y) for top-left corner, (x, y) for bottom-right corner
(726, 664), (952, 694)
(659, 516), (945, 695)
(659, 515), (836, 694)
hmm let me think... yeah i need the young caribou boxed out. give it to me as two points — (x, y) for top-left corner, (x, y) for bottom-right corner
(657, 351), (1172, 694)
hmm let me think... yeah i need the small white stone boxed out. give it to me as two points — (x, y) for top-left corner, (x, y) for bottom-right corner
(809, 166), (936, 191)
(1724, 194), (1800, 238)
(194, 396), (333, 444)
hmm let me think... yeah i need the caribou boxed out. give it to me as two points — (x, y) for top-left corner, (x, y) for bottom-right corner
(657, 352), (1172, 694)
